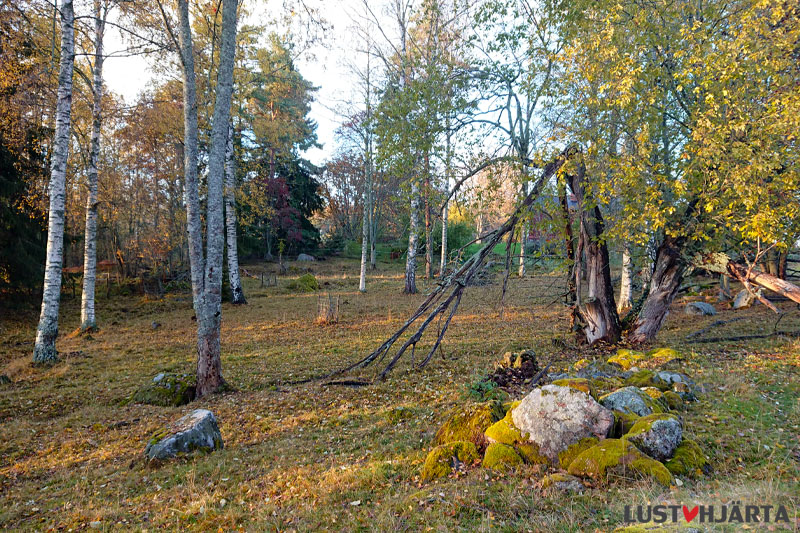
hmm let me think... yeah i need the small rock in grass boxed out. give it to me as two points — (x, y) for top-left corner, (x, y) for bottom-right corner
(684, 302), (716, 316)
(145, 409), (223, 461)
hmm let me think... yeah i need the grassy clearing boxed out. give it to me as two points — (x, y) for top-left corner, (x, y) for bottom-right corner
(1, 258), (799, 531)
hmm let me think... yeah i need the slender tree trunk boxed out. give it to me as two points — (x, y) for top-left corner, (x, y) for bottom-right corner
(405, 179), (419, 294)
(195, 0), (238, 398)
(176, 0), (204, 315)
(359, 182), (369, 292)
(518, 181), (527, 277)
(440, 199), (448, 276)
(628, 236), (685, 344)
(34, 0), (74, 364)
(80, 0), (105, 332)
(424, 155), (432, 280)
(559, 180), (576, 305)
(718, 273), (731, 301)
(617, 244), (633, 313)
(568, 162), (621, 345)
(369, 188), (377, 269)
(225, 123), (246, 304)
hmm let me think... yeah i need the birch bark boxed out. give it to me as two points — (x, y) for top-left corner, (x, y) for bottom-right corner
(80, 0), (106, 332)
(34, 0), (75, 364)
(225, 123), (246, 304)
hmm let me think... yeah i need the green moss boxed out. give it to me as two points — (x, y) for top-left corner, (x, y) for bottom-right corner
(484, 408), (549, 464)
(624, 370), (658, 389)
(421, 441), (479, 481)
(646, 347), (681, 361)
(624, 413), (678, 439)
(662, 391), (683, 410)
(567, 438), (673, 487)
(608, 349), (645, 370)
(132, 373), (196, 407)
(558, 437), (599, 469)
(572, 358), (591, 371)
(433, 402), (503, 448)
(385, 406), (414, 424)
(551, 378), (591, 395)
(664, 439), (708, 477)
(286, 273), (319, 292)
(610, 411), (640, 438)
(482, 442), (523, 471)
(541, 472), (584, 490)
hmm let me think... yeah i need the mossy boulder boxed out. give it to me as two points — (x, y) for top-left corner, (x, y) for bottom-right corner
(567, 438), (672, 487)
(551, 377), (591, 395)
(482, 442), (523, 471)
(624, 370), (664, 390)
(558, 437), (599, 469)
(421, 441), (479, 481)
(145, 409), (223, 461)
(286, 273), (319, 292)
(541, 472), (585, 492)
(484, 407), (549, 464)
(132, 372), (196, 407)
(646, 347), (681, 362)
(608, 349), (645, 370)
(600, 386), (664, 417)
(588, 376), (625, 398)
(662, 390), (683, 410)
(624, 413), (683, 462)
(664, 439), (709, 477)
(611, 410), (640, 438)
(434, 402), (504, 448)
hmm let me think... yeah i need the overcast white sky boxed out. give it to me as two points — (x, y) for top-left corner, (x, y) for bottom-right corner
(103, 0), (373, 167)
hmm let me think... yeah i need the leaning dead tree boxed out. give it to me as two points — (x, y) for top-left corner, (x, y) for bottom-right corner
(332, 145), (580, 380)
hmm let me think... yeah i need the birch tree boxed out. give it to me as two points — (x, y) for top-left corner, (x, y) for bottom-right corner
(80, 0), (109, 332)
(225, 123), (246, 304)
(33, 0), (75, 364)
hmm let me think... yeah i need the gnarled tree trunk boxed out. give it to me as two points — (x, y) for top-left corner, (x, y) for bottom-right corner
(628, 236), (685, 344)
(568, 162), (620, 345)
(34, 0), (74, 364)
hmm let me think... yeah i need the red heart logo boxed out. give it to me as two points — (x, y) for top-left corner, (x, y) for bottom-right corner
(683, 505), (699, 522)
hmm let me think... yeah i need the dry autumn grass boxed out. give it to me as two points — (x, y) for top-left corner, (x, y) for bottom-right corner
(1, 258), (799, 531)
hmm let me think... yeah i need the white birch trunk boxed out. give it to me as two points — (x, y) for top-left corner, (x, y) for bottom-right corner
(196, 0), (238, 398)
(617, 244), (633, 313)
(369, 188), (376, 269)
(80, 0), (105, 332)
(34, 0), (74, 364)
(359, 181), (369, 293)
(225, 123), (246, 304)
(518, 182), (527, 277)
(404, 180), (419, 294)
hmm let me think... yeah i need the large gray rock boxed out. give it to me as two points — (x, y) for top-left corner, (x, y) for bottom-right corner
(296, 253), (316, 261)
(684, 302), (716, 316)
(511, 385), (614, 462)
(599, 386), (660, 417)
(733, 288), (761, 309)
(145, 409), (223, 461)
(625, 413), (683, 461)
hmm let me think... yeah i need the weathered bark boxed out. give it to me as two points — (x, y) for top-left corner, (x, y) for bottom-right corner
(404, 179), (419, 294)
(224, 123), (246, 304)
(195, 0), (238, 398)
(518, 181), (527, 277)
(176, 0), (204, 314)
(424, 156), (433, 280)
(559, 180), (576, 305)
(628, 237), (685, 344)
(567, 162), (621, 345)
(80, 0), (106, 332)
(726, 261), (800, 305)
(34, 0), (74, 364)
(617, 244), (633, 313)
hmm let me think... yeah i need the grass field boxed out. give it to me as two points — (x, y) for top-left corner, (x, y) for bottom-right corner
(1, 258), (799, 531)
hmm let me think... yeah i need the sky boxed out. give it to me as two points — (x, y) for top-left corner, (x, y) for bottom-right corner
(102, 0), (372, 167)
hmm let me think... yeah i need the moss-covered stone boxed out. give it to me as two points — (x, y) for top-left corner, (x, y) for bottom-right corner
(433, 402), (504, 448)
(662, 390), (683, 410)
(624, 370), (659, 389)
(484, 407), (549, 464)
(286, 273), (319, 292)
(572, 358), (591, 371)
(551, 377), (591, 395)
(132, 373), (196, 407)
(664, 439), (709, 477)
(541, 472), (585, 492)
(646, 347), (681, 362)
(608, 349), (645, 370)
(421, 441), (479, 481)
(588, 377), (625, 398)
(567, 438), (673, 487)
(600, 386), (664, 417)
(482, 442), (523, 471)
(610, 410), (640, 438)
(623, 413), (682, 462)
(558, 437), (599, 469)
